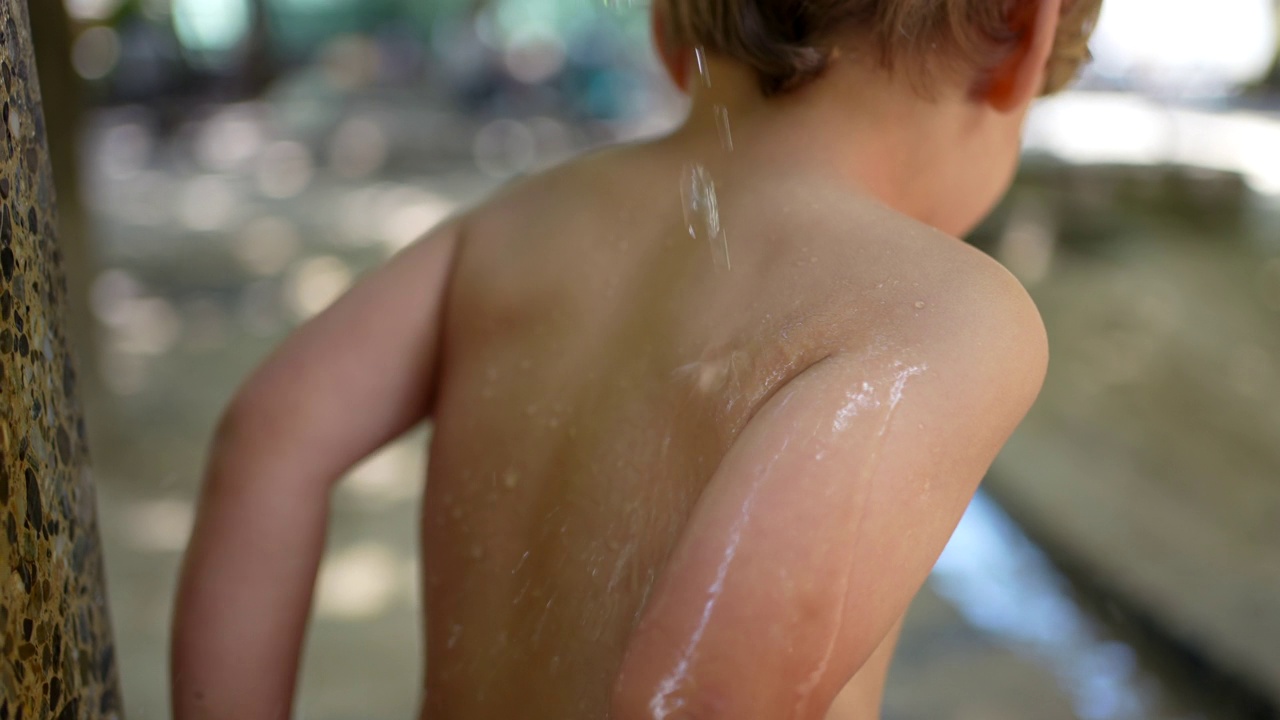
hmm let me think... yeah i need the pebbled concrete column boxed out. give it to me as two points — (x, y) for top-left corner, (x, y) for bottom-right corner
(1, 0), (123, 717)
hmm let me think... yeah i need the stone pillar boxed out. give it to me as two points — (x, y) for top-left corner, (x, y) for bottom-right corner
(1, 0), (123, 717)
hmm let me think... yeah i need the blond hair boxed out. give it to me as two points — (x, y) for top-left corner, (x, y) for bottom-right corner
(657, 0), (1102, 96)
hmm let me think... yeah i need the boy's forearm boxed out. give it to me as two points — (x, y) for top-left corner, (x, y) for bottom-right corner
(172, 428), (332, 720)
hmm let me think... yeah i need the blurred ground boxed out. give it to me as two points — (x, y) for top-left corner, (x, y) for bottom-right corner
(984, 168), (1280, 716)
(74, 75), (1274, 712)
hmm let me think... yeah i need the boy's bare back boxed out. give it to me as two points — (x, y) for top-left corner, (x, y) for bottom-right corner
(420, 137), (1045, 718)
(171, 0), (1095, 713)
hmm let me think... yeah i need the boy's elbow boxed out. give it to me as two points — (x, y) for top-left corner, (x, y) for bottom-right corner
(209, 391), (299, 480)
(212, 391), (272, 455)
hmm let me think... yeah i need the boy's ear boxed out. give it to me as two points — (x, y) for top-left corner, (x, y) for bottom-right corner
(978, 0), (1063, 112)
(652, 2), (692, 93)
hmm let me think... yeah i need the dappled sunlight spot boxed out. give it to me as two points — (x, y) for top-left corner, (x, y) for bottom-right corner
(105, 296), (184, 357)
(66, 0), (127, 21)
(285, 256), (353, 320)
(72, 26), (122, 81)
(315, 543), (400, 620)
(327, 117), (389, 179)
(179, 175), (242, 232)
(257, 141), (315, 199)
(343, 442), (423, 504)
(194, 105), (267, 173)
(173, 0), (251, 55)
(338, 184), (455, 251)
(378, 190), (455, 253)
(474, 119), (537, 178)
(503, 31), (567, 85)
(121, 499), (195, 553)
(94, 122), (154, 181)
(234, 216), (303, 276)
(91, 269), (144, 326)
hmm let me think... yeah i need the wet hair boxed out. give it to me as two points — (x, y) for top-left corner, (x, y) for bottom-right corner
(656, 0), (1103, 96)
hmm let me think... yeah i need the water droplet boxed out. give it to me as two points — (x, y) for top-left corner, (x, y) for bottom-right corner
(694, 47), (711, 87)
(503, 470), (520, 490)
(470, 544), (485, 560)
(915, 301), (927, 309)
(714, 105), (734, 151)
(681, 163), (731, 270)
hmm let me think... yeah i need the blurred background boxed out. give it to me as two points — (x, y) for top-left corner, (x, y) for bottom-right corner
(20, 0), (1280, 717)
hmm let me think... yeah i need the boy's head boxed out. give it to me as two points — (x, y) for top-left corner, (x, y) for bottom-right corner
(655, 0), (1102, 97)
(653, 0), (1102, 236)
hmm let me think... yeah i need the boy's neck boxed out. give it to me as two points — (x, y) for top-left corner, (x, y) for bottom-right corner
(667, 56), (1022, 237)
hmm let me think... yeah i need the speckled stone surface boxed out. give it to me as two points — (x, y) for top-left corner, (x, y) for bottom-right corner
(0, 1), (123, 717)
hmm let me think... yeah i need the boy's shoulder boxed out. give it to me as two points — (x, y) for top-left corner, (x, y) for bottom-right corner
(792, 186), (1048, 396)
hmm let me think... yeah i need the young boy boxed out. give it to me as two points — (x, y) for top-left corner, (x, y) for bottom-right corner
(172, 1), (1100, 718)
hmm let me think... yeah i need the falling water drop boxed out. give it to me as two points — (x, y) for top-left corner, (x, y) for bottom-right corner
(681, 163), (732, 271)
(694, 46), (712, 87)
(714, 105), (734, 151)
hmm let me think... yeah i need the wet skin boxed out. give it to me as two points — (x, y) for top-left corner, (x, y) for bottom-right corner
(173, 7), (1065, 715)
(420, 138), (1048, 719)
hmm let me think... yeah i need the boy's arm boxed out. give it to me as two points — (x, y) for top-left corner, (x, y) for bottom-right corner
(613, 295), (1048, 720)
(171, 223), (460, 720)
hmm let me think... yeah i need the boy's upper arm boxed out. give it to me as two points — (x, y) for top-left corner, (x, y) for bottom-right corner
(613, 295), (1047, 720)
(216, 220), (461, 486)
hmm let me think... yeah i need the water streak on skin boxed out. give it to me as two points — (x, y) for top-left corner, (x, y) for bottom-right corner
(649, 395), (797, 719)
(792, 362), (927, 718)
(607, 541), (639, 595)
(681, 163), (732, 271)
(832, 382), (878, 432)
